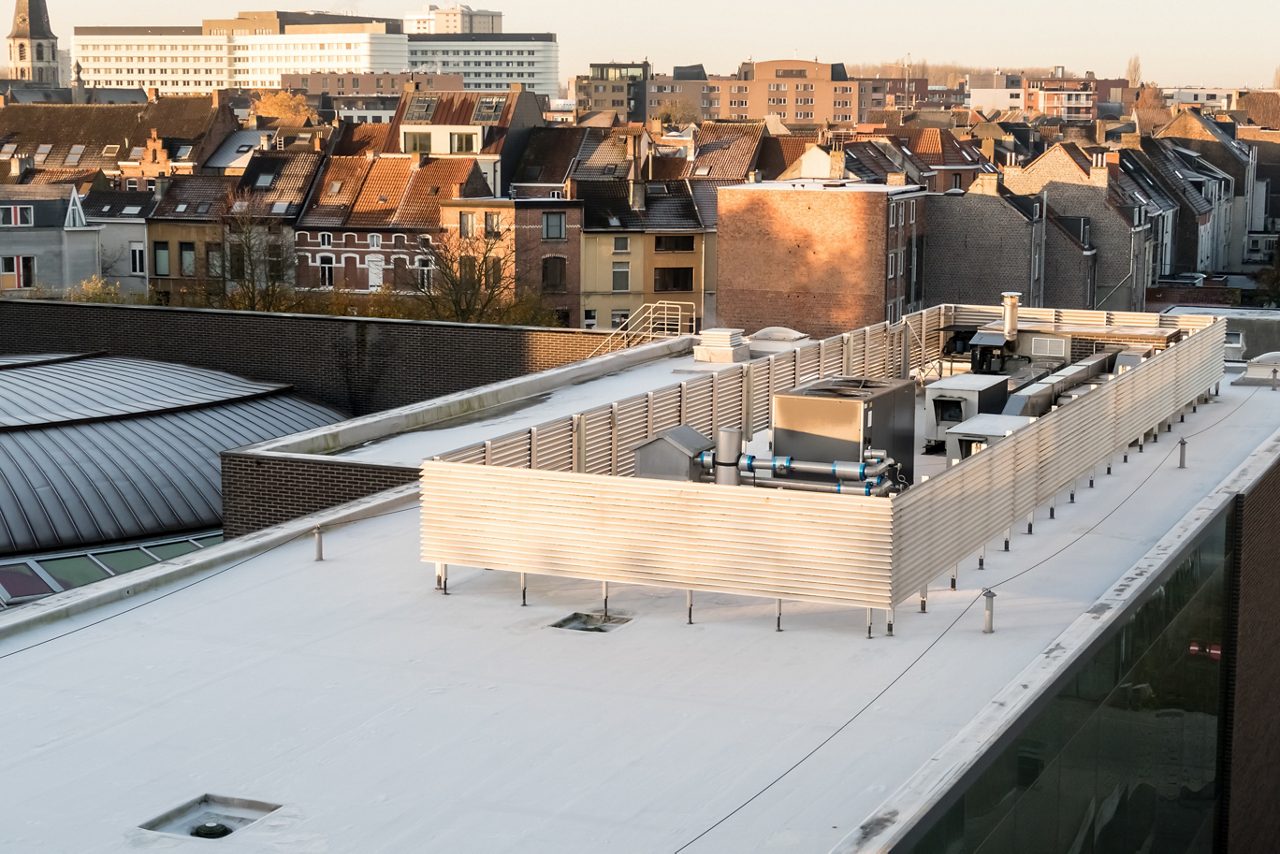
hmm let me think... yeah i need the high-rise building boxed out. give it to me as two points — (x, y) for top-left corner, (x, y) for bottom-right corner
(402, 4), (502, 35)
(7, 0), (59, 85)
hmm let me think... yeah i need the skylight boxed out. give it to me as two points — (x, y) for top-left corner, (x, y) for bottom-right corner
(175, 145), (193, 160)
(254, 172), (275, 188)
(231, 201), (248, 213)
(128, 146), (145, 160)
(101, 144), (119, 157)
(404, 94), (439, 123)
(195, 201), (212, 214)
(693, 165), (712, 176)
(603, 164), (617, 175)
(271, 201), (290, 214)
(235, 144), (254, 154)
(0, 143), (16, 157)
(607, 215), (621, 227)
(34, 143), (51, 164)
(472, 95), (506, 124)
(174, 203), (188, 213)
(328, 180), (342, 194)
(121, 205), (142, 215)
(64, 145), (84, 166)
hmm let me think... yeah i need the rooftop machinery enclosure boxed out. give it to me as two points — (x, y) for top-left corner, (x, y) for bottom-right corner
(772, 377), (915, 484)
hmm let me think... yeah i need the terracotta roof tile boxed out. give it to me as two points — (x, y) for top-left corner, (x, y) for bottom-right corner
(333, 123), (392, 156)
(300, 156), (371, 227)
(687, 121), (764, 180)
(394, 158), (484, 229)
(152, 176), (238, 221)
(757, 136), (812, 180)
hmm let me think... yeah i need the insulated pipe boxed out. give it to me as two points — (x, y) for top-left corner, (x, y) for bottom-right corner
(738, 455), (897, 482)
(750, 475), (898, 496)
(714, 428), (743, 486)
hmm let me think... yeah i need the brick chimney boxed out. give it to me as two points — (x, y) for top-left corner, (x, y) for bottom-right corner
(887, 171), (907, 186)
(146, 87), (159, 104)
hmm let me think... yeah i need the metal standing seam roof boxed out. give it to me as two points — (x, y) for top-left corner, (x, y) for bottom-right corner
(0, 355), (342, 557)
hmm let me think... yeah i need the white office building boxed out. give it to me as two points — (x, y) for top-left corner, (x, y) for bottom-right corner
(407, 32), (558, 95)
(74, 14), (411, 94)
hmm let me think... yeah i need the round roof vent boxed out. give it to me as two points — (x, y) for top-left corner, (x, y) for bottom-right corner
(191, 821), (233, 839)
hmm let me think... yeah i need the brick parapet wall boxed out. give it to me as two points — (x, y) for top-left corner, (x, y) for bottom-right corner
(0, 301), (608, 415)
(221, 452), (419, 538)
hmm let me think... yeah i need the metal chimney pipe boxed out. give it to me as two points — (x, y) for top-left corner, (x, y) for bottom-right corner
(715, 428), (743, 486)
(983, 589), (997, 633)
(1001, 292), (1021, 342)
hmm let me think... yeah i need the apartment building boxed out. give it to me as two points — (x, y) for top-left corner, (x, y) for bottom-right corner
(83, 189), (155, 296)
(575, 62), (651, 124)
(73, 12), (408, 94)
(716, 180), (926, 336)
(967, 72), (1025, 113)
(647, 65), (733, 123)
(407, 33), (559, 96)
(280, 71), (464, 96)
(1023, 69), (1131, 120)
(403, 4), (502, 35)
(0, 184), (99, 291)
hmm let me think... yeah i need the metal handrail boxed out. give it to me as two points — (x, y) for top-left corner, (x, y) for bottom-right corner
(587, 300), (696, 358)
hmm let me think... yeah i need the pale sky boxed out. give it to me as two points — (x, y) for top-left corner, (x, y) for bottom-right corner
(39, 0), (1280, 89)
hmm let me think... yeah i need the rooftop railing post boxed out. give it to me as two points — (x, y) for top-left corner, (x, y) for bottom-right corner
(983, 589), (997, 634)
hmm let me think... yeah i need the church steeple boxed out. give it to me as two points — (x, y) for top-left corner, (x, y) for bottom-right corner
(8, 0), (59, 85)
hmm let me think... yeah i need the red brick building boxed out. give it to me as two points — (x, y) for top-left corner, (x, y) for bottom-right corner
(716, 180), (927, 337)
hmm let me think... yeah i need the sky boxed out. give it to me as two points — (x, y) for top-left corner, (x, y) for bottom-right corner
(39, 0), (1280, 89)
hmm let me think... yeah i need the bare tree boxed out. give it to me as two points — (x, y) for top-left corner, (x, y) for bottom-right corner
(396, 223), (550, 325)
(221, 191), (302, 313)
(1126, 55), (1142, 87)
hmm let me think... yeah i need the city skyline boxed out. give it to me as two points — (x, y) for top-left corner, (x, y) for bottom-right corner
(35, 0), (1280, 90)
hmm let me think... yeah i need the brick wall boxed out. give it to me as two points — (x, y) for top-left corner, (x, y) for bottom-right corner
(221, 452), (418, 538)
(0, 301), (609, 415)
(924, 190), (1036, 305)
(717, 186), (924, 337)
(1226, 454), (1280, 853)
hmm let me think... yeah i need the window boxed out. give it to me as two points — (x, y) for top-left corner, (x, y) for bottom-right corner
(613, 236), (630, 254)
(1, 255), (35, 288)
(317, 254), (334, 288)
(654, 235), (695, 252)
(611, 261), (630, 292)
(459, 212), (474, 237)
(910, 199), (916, 223)
(952, 174), (963, 190)
(459, 255), (478, 287)
(369, 234), (382, 249)
(584, 308), (597, 329)
(888, 204), (897, 228)
(542, 211), (566, 240)
(887, 252), (895, 279)
(542, 256), (567, 292)
(450, 132), (476, 153)
(319, 232), (332, 247)
(207, 242), (224, 278)
(0, 206), (33, 226)
(484, 212), (501, 237)
(611, 309), (630, 328)
(129, 241), (145, 275)
(153, 242), (170, 277)
(405, 132), (431, 154)
(654, 267), (694, 292)
(179, 242), (196, 277)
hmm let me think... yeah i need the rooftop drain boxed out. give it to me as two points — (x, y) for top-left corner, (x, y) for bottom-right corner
(139, 794), (282, 840)
(550, 612), (631, 633)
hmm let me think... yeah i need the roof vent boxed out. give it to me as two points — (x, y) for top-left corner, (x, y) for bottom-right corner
(139, 794), (282, 841)
(550, 612), (631, 633)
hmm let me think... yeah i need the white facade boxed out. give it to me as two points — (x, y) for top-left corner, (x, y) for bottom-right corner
(73, 31), (233, 92)
(407, 35), (558, 95)
(74, 29), (410, 94)
(967, 87), (1024, 113)
(403, 4), (502, 35)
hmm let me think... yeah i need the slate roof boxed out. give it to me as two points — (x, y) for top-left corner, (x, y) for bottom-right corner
(511, 126), (588, 185)
(0, 98), (222, 173)
(82, 189), (156, 219)
(843, 141), (898, 182)
(235, 150), (323, 219)
(1138, 138), (1214, 217)
(687, 121), (764, 180)
(1157, 110), (1252, 164)
(578, 179), (702, 231)
(689, 179), (739, 229)
(572, 127), (632, 180)
(151, 176), (238, 221)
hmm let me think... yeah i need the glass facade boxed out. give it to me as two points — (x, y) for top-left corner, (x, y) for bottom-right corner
(905, 506), (1231, 854)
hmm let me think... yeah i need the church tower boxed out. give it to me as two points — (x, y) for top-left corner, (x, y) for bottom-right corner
(8, 0), (58, 85)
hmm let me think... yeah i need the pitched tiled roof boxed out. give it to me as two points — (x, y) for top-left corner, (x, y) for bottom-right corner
(643, 180), (702, 229)
(578, 179), (702, 231)
(389, 89), (521, 155)
(235, 150), (323, 219)
(333, 123), (393, 156)
(1139, 138), (1214, 217)
(1157, 110), (1252, 164)
(152, 176), (238, 221)
(648, 154), (690, 180)
(689, 179), (739, 229)
(900, 128), (982, 167)
(572, 128), (632, 180)
(0, 98), (222, 173)
(300, 156), (371, 227)
(757, 136), (812, 180)
(687, 121), (764, 180)
(298, 154), (485, 231)
(843, 141), (898, 182)
(511, 126), (588, 184)
(1239, 92), (1280, 130)
(1056, 142), (1095, 174)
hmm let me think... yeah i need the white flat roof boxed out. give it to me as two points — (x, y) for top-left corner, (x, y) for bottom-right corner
(1, 379), (1272, 852)
(337, 354), (729, 467)
(721, 181), (924, 194)
(925, 373), (1010, 392)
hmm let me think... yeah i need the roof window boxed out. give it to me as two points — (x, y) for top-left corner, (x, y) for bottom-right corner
(174, 203), (188, 213)
(328, 180), (343, 194)
(254, 172), (275, 189)
(195, 202), (212, 214)
(270, 202), (290, 214)
(175, 145), (193, 160)
(121, 205), (142, 215)
(101, 144), (119, 157)
(235, 144), (254, 154)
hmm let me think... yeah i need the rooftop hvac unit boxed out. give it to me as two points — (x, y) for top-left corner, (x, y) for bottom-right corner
(945, 413), (1037, 464)
(923, 374), (1010, 450)
(772, 377), (915, 484)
